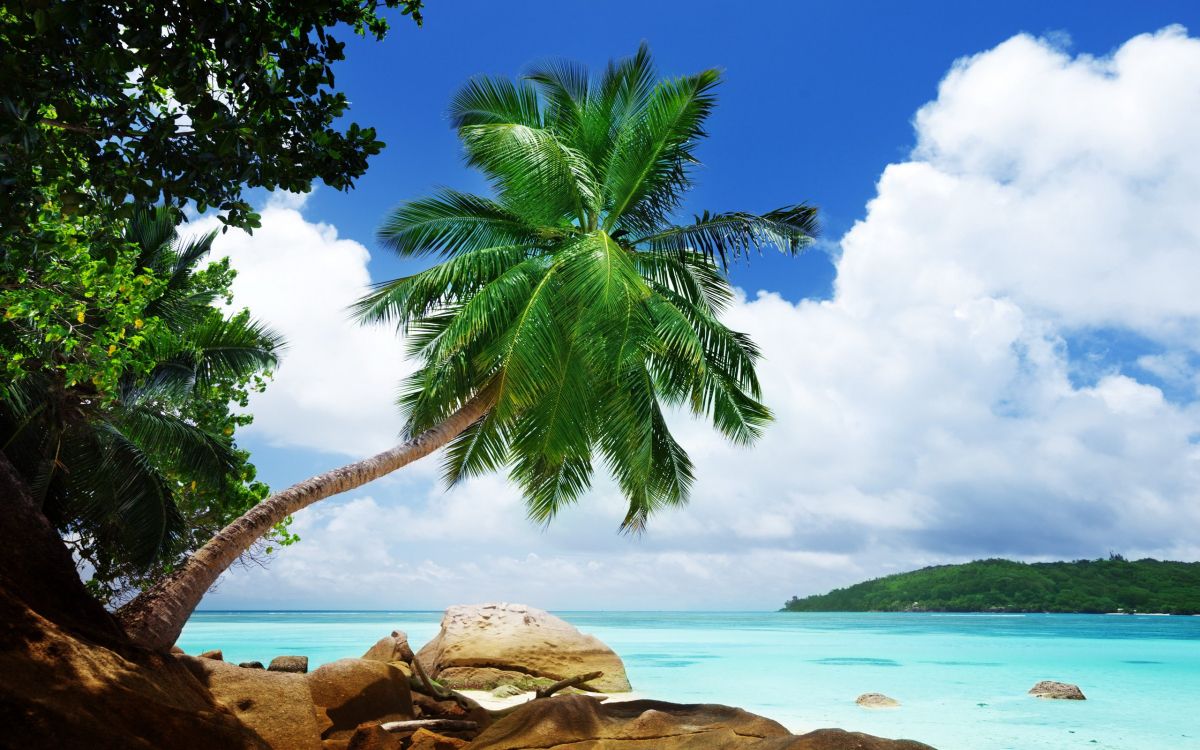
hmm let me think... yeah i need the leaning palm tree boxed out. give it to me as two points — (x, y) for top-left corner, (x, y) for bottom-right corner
(119, 45), (817, 651)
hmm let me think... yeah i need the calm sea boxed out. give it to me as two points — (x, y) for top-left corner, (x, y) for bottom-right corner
(179, 611), (1200, 750)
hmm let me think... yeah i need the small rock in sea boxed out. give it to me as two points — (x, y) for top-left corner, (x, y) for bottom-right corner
(1029, 680), (1086, 700)
(198, 649), (223, 661)
(267, 654), (308, 673)
(857, 692), (901, 708)
(490, 684), (526, 699)
(238, 661), (264, 669)
(362, 629), (416, 664)
(169, 645), (185, 655)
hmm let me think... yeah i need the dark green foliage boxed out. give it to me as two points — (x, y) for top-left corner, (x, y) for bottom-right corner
(0, 207), (289, 603)
(782, 558), (1200, 615)
(0, 0), (422, 243)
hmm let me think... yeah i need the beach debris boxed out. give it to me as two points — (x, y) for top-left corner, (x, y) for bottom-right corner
(416, 603), (631, 693)
(857, 692), (901, 708)
(490, 684), (525, 699)
(1029, 680), (1086, 700)
(362, 630), (416, 664)
(305, 658), (414, 739)
(267, 654), (308, 673)
(239, 661), (265, 669)
(198, 649), (223, 660)
(379, 719), (478, 733)
(535, 670), (605, 699)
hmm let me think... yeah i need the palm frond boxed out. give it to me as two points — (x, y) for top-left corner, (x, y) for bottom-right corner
(449, 76), (542, 128)
(633, 204), (819, 268)
(377, 190), (543, 259)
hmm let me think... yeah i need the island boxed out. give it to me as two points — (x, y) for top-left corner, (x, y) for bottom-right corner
(782, 557), (1200, 614)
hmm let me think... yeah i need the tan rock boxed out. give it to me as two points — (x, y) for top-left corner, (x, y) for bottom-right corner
(465, 694), (789, 749)
(179, 653), (323, 750)
(0, 592), (268, 750)
(758, 730), (937, 749)
(306, 658), (414, 738)
(1028, 680), (1086, 700)
(856, 692), (901, 708)
(269, 654), (309, 673)
(345, 722), (403, 750)
(435, 666), (553, 691)
(409, 727), (469, 749)
(240, 660), (266, 669)
(417, 603), (631, 693)
(363, 630), (416, 663)
(199, 649), (224, 660)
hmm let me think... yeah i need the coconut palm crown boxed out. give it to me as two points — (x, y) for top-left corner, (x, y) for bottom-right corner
(356, 45), (817, 531)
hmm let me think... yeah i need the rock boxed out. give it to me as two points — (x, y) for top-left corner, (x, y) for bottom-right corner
(466, 695), (933, 750)
(759, 729), (937, 749)
(491, 684), (527, 699)
(345, 722), (403, 750)
(856, 693), (901, 708)
(240, 661), (266, 669)
(417, 603), (631, 693)
(269, 654), (310, 673)
(409, 728), (469, 749)
(435, 666), (554, 691)
(0, 599), (269, 750)
(199, 648), (224, 660)
(171, 644), (186, 654)
(1028, 680), (1086, 700)
(306, 658), (414, 738)
(362, 630), (416, 664)
(466, 694), (789, 749)
(179, 653), (323, 750)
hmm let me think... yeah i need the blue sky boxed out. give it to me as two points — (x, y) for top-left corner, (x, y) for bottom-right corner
(197, 3), (1200, 609)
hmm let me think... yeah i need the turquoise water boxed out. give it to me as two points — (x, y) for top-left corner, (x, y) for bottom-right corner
(180, 611), (1200, 749)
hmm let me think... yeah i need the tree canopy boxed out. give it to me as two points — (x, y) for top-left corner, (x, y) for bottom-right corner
(782, 557), (1200, 615)
(0, 0), (422, 244)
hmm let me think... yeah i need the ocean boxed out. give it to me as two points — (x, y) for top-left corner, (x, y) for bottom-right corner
(179, 611), (1200, 750)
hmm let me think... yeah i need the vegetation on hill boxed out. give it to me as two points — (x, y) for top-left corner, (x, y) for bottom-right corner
(782, 557), (1200, 615)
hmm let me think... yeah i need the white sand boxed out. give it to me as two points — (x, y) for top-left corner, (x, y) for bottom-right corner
(459, 689), (649, 712)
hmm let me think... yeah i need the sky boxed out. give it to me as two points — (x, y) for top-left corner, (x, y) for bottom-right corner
(196, 1), (1200, 611)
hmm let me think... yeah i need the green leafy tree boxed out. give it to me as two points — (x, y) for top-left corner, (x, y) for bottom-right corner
(119, 45), (819, 650)
(1, 207), (289, 605)
(0, 0), (422, 249)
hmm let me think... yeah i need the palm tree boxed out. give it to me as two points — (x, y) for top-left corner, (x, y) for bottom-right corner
(118, 45), (817, 651)
(0, 207), (283, 574)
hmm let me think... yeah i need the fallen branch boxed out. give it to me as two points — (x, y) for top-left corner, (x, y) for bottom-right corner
(380, 719), (479, 733)
(535, 671), (604, 699)
(411, 657), (455, 700)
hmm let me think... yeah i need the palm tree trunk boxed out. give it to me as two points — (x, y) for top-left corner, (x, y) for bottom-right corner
(118, 387), (496, 651)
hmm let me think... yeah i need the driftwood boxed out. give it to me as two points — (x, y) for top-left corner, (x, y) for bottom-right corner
(535, 671), (604, 699)
(411, 657), (457, 700)
(380, 718), (479, 733)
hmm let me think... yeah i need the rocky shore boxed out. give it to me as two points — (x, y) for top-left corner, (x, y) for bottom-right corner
(3, 597), (937, 749)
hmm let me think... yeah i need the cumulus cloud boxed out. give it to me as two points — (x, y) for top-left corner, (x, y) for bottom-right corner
(193, 195), (418, 458)
(204, 28), (1200, 611)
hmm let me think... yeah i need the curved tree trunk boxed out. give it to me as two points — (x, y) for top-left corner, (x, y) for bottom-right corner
(118, 388), (496, 651)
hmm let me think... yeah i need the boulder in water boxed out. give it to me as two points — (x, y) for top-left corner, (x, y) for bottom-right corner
(269, 654), (309, 673)
(856, 693), (901, 708)
(199, 649), (224, 660)
(416, 603), (631, 693)
(1028, 680), (1086, 700)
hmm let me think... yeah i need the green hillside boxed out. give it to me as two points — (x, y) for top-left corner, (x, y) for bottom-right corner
(782, 557), (1200, 615)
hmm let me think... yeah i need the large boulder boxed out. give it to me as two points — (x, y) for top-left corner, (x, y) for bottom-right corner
(362, 630), (416, 664)
(306, 658), (415, 738)
(465, 695), (935, 750)
(269, 654), (309, 673)
(179, 654), (323, 750)
(759, 730), (937, 749)
(417, 603), (631, 693)
(465, 694), (789, 749)
(0, 591), (269, 750)
(1028, 680), (1086, 700)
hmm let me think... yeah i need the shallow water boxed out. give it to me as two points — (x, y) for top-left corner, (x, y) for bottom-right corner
(179, 611), (1200, 749)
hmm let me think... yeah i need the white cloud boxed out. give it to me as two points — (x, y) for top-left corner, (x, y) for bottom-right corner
(203, 28), (1200, 612)
(193, 196), (418, 458)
